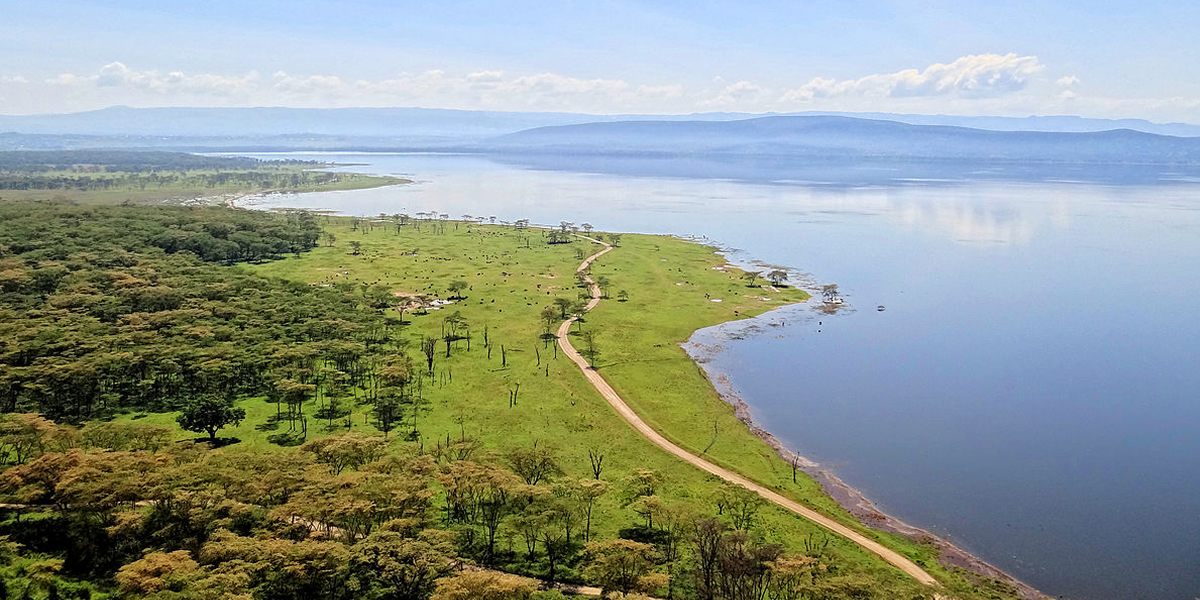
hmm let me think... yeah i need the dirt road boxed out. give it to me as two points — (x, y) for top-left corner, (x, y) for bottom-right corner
(557, 236), (939, 587)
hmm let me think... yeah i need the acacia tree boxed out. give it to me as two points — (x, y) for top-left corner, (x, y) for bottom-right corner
(115, 551), (200, 596)
(765, 555), (822, 600)
(347, 530), (456, 600)
(583, 539), (661, 595)
(577, 479), (610, 542)
(431, 571), (538, 600)
(350, 240), (363, 255)
(176, 394), (246, 442)
(540, 305), (560, 336)
(447, 280), (468, 299)
(595, 275), (611, 298)
(691, 518), (725, 600)
(476, 467), (522, 562)
(713, 530), (782, 600)
(506, 442), (563, 485)
(766, 269), (788, 286)
(300, 432), (388, 475)
(364, 285), (396, 310)
(553, 297), (574, 319)
(581, 329), (600, 368)
(716, 484), (766, 532)
(536, 494), (582, 582)
(623, 469), (662, 503)
(375, 358), (412, 436)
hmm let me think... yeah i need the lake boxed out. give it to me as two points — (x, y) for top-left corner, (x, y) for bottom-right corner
(238, 152), (1200, 600)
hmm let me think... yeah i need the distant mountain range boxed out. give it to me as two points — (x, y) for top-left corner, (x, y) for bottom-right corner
(488, 116), (1200, 164)
(794, 111), (1200, 137)
(2, 106), (1200, 165)
(1, 105), (1198, 139)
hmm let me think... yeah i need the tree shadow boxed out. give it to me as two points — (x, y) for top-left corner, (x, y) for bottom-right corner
(255, 414), (285, 431)
(187, 436), (242, 448)
(314, 405), (350, 422)
(267, 431), (306, 447)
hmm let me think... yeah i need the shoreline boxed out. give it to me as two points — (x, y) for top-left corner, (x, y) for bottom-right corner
(682, 304), (1047, 600)
(224, 182), (1044, 597)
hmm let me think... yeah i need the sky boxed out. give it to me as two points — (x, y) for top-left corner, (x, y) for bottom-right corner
(1, 0), (1199, 121)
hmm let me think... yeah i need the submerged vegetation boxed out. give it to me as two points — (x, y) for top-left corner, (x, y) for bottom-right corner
(0, 199), (1024, 599)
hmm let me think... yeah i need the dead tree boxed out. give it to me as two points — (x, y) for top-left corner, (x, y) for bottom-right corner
(588, 449), (605, 480)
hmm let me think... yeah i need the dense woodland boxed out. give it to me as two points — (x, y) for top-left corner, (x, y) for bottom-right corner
(0, 201), (393, 423)
(0, 417), (875, 600)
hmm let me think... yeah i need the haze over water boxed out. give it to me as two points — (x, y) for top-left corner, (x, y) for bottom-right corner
(241, 152), (1200, 600)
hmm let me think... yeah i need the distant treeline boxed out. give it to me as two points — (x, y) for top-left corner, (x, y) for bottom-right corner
(0, 149), (317, 172)
(0, 170), (361, 192)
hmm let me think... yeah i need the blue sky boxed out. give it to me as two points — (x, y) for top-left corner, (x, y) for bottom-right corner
(2, 0), (1198, 120)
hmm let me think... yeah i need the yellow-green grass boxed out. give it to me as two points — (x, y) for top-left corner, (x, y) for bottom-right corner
(119, 218), (1016, 598)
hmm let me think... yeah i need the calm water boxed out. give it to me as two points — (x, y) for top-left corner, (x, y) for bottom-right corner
(240, 152), (1200, 600)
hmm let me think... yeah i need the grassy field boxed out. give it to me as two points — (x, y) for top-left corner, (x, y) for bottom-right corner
(0, 167), (405, 204)
(118, 217), (1017, 598)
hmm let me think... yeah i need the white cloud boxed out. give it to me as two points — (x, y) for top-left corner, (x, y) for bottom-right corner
(1054, 75), (1081, 100)
(636, 84), (685, 100)
(351, 69), (677, 109)
(465, 70), (505, 83)
(271, 71), (344, 94)
(1056, 75), (1081, 88)
(703, 80), (769, 107)
(17, 59), (1200, 123)
(54, 61), (260, 96)
(33, 63), (687, 111)
(46, 73), (90, 86)
(95, 61), (132, 87)
(781, 54), (1046, 103)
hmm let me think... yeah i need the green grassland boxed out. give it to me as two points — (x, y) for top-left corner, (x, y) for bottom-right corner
(110, 217), (1018, 598)
(0, 166), (405, 205)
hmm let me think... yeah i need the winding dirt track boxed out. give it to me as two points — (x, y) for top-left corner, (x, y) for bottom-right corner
(557, 235), (938, 587)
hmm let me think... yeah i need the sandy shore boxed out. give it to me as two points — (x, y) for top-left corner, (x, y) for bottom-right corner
(682, 306), (1048, 600)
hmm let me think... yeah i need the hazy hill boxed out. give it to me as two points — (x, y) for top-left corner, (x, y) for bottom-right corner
(487, 116), (1200, 164)
(795, 111), (1200, 137)
(0, 107), (1197, 150)
(0, 106), (597, 138)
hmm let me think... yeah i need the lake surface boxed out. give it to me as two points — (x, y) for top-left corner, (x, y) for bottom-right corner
(240, 152), (1200, 600)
